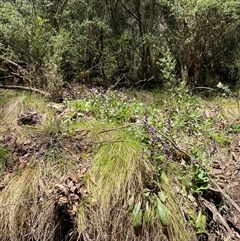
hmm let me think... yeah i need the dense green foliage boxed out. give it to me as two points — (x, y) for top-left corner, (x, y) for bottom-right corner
(0, 0), (240, 96)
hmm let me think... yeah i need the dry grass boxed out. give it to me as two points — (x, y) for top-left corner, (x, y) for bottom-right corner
(0, 90), (56, 133)
(0, 90), (219, 241)
(0, 115), (197, 241)
(218, 98), (240, 120)
(0, 93), (63, 151)
(0, 166), (56, 241)
(74, 129), (195, 241)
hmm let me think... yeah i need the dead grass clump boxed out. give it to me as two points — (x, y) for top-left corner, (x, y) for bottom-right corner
(0, 166), (56, 241)
(0, 91), (55, 132)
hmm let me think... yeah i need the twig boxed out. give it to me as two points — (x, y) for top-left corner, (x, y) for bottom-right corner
(0, 55), (32, 84)
(158, 130), (191, 160)
(199, 196), (234, 239)
(108, 74), (126, 90)
(0, 55), (24, 71)
(0, 85), (51, 97)
(210, 181), (240, 214)
(97, 123), (137, 134)
(193, 87), (216, 91)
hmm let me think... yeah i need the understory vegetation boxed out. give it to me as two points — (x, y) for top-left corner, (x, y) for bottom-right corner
(0, 87), (239, 240)
(1, 0), (240, 240)
(0, 0), (240, 100)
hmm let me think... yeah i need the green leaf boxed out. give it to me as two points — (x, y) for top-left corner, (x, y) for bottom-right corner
(156, 199), (169, 227)
(132, 202), (143, 228)
(158, 191), (167, 203)
(128, 194), (135, 209)
(195, 210), (206, 234)
(191, 165), (210, 194)
(144, 201), (152, 225)
(160, 171), (169, 184)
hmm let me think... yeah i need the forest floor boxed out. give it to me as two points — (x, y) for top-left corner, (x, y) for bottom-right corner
(0, 84), (240, 241)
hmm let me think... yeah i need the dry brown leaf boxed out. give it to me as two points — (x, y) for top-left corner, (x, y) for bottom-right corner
(70, 185), (78, 193)
(224, 169), (233, 177)
(66, 180), (74, 189)
(55, 184), (69, 196)
(69, 193), (80, 201)
(211, 168), (223, 175)
(220, 162), (229, 171)
(58, 196), (68, 204)
(88, 171), (97, 185)
(70, 175), (78, 184)
(67, 203), (78, 216)
(12, 164), (19, 171)
(71, 203), (78, 214)
(18, 162), (26, 170)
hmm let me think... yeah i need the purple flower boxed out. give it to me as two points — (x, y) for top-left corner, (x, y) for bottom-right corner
(149, 126), (157, 142)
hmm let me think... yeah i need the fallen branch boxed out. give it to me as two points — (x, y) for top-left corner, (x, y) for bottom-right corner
(199, 196), (234, 239)
(0, 55), (32, 84)
(209, 182), (240, 214)
(0, 84), (51, 97)
(0, 55), (23, 71)
(108, 74), (126, 90)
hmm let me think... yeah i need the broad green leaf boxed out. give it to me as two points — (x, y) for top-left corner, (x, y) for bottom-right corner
(196, 210), (206, 234)
(128, 195), (135, 209)
(132, 202), (143, 228)
(158, 191), (167, 203)
(156, 199), (169, 227)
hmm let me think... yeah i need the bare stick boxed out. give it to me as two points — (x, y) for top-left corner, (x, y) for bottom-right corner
(199, 196), (234, 239)
(0, 55), (32, 84)
(210, 181), (240, 213)
(97, 124), (136, 134)
(0, 85), (50, 97)
(108, 74), (126, 90)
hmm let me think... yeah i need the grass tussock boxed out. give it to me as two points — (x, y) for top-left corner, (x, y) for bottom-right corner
(83, 131), (145, 240)
(90, 131), (144, 203)
(0, 91), (55, 134)
(76, 130), (194, 241)
(0, 166), (56, 241)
